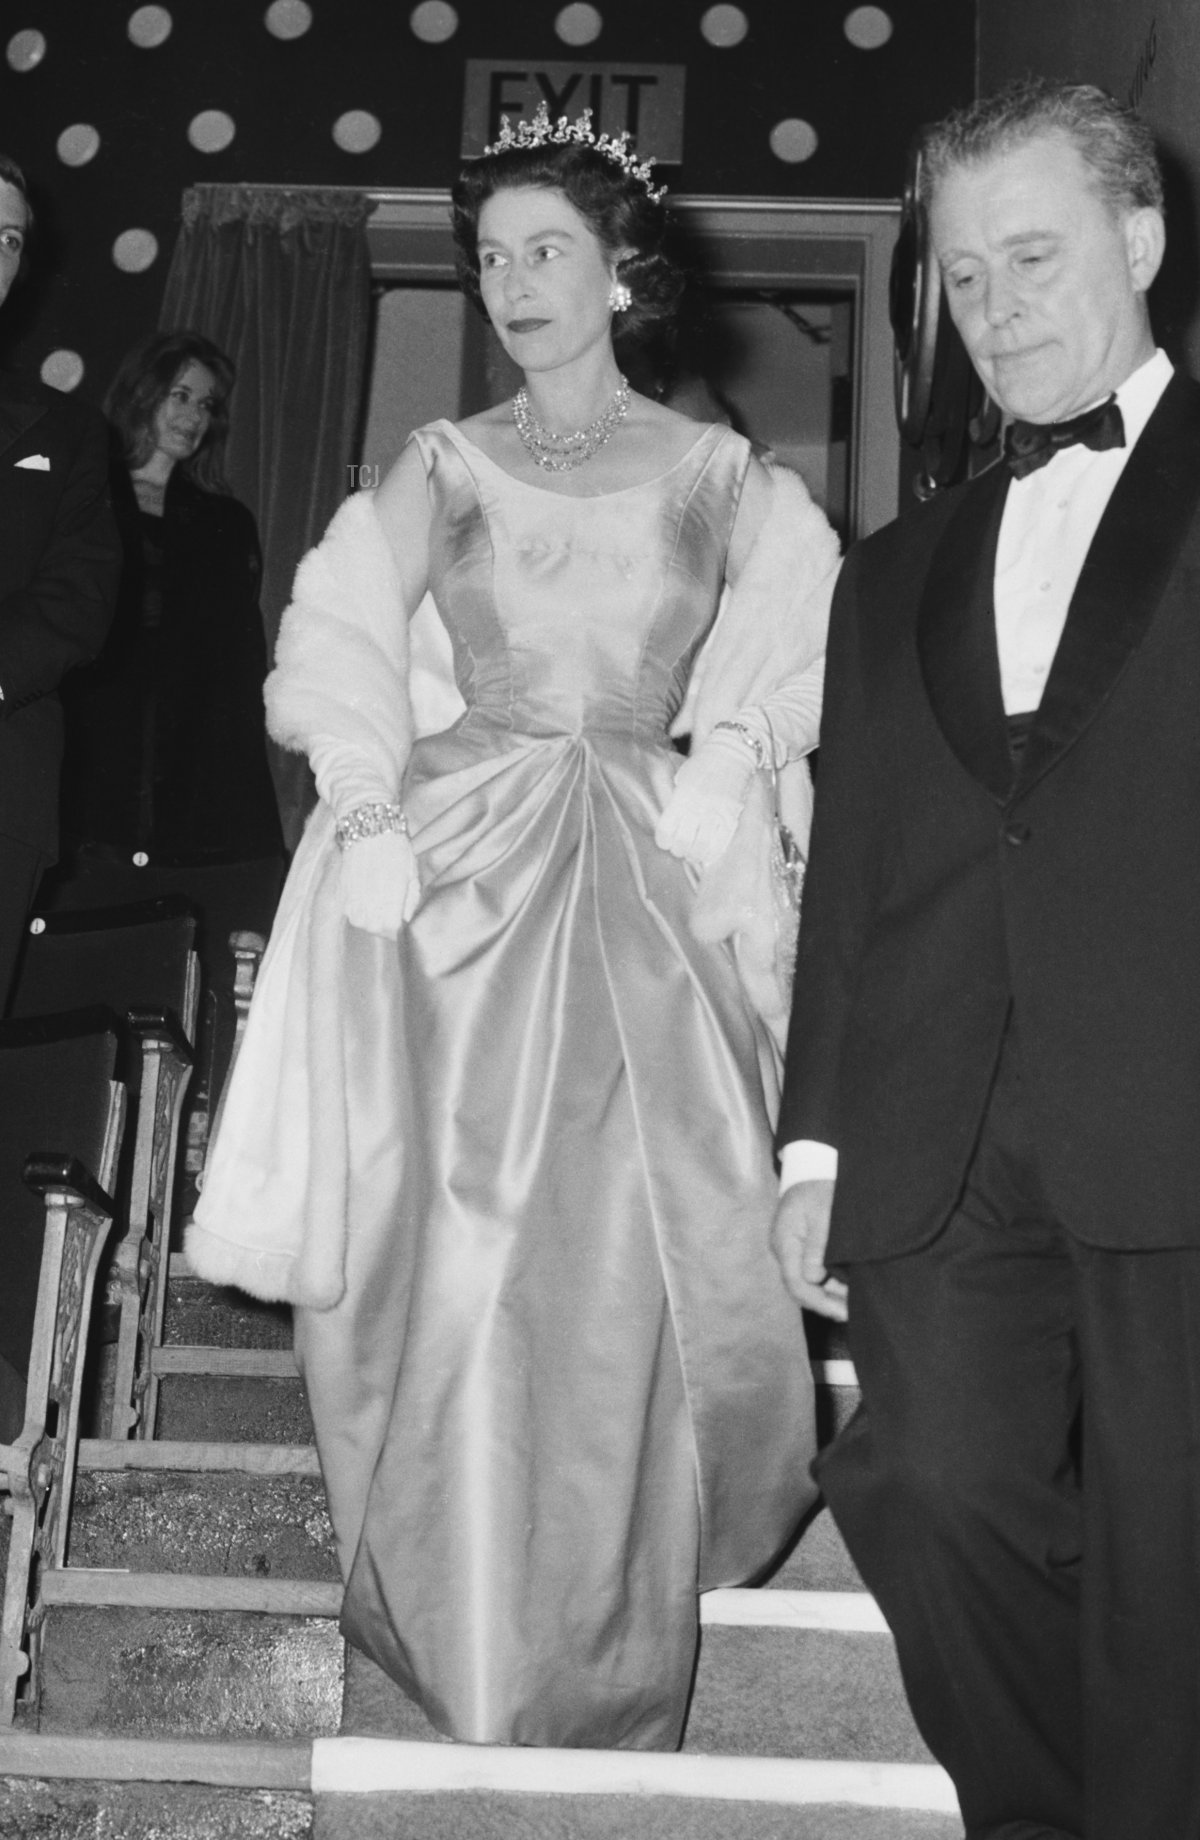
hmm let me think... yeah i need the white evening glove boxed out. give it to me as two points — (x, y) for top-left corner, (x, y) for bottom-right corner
(308, 736), (421, 938)
(338, 827), (420, 938)
(655, 728), (758, 869)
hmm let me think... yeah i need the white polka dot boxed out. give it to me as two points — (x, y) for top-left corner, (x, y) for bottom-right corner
(265, 0), (312, 38)
(188, 110), (236, 153)
(700, 5), (748, 47)
(409, 2), (458, 43)
(6, 28), (47, 72)
(112, 228), (159, 272)
(56, 124), (101, 168)
(844, 6), (893, 50)
(332, 110), (382, 153)
(555, 4), (602, 46)
(770, 118), (819, 163)
(40, 349), (85, 392)
(127, 6), (173, 48)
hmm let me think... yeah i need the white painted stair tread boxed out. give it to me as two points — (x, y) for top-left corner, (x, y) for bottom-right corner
(702, 1588), (887, 1630)
(312, 1737), (958, 1811)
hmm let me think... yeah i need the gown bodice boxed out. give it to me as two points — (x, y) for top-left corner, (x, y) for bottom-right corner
(414, 420), (751, 746)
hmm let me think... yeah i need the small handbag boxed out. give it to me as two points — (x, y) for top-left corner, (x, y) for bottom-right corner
(760, 709), (805, 990)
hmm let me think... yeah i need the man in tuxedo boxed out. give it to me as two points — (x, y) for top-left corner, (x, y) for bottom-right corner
(0, 154), (119, 1010)
(772, 80), (1200, 1839)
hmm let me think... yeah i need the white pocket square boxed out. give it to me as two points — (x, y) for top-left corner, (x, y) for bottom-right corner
(15, 453), (50, 471)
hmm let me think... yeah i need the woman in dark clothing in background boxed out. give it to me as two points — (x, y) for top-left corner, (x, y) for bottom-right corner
(46, 330), (284, 1151)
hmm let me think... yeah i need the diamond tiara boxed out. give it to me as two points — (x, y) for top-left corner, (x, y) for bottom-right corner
(482, 101), (667, 204)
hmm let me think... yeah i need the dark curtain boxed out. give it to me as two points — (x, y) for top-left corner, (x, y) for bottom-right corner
(159, 184), (373, 848)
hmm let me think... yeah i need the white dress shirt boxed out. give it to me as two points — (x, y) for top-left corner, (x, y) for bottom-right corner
(780, 347), (1174, 1191)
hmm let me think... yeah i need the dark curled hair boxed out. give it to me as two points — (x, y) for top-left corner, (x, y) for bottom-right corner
(105, 329), (236, 493)
(920, 78), (1163, 218)
(451, 139), (685, 346)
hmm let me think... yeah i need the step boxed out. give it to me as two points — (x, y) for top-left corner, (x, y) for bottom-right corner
(161, 1273), (294, 1352)
(0, 1780), (962, 1840)
(338, 1618), (923, 1764)
(64, 1461), (859, 1618)
(36, 1607), (342, 1740)
(35, 1587), (907, 1756)
(68, 1469), (855, 1597)
(310, 1741), (960, 1838)
(0, 1733), (313, 1838)
(68, 1467), (336, 1578)
(314, 1793), (961, 1840)
(0, 1775), (313, 1840)
(685, 1625), (927, 1762)
(153, 1371), (313, 1444)
(0, 1734), (963, 1839)
(158, 1272), (869, 1383)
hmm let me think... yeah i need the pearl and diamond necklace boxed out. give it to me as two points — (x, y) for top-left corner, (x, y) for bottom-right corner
(512, 376), (631, 473)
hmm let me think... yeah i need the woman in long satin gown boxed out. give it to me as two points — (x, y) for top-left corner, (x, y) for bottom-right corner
(190, 111), (840, 1751)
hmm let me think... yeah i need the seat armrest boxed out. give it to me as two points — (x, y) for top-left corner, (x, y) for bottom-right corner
(23, 1154), (116, 1216)
(127, 1007), (194, 1065)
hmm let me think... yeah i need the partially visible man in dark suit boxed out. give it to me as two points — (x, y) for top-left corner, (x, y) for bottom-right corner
(772, 80), (1200, 1839)
(0, 153), (119, 1010)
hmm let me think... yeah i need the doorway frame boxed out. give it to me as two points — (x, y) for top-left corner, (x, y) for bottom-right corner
(367, 190), (902, 539)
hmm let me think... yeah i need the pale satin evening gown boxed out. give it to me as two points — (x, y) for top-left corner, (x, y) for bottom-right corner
(292, 419), (817, 1750)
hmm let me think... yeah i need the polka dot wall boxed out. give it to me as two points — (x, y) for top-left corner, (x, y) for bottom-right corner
(0, 1), (971, 399)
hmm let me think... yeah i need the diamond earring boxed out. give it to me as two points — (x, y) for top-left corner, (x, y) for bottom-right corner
(609, 280), (633, 314)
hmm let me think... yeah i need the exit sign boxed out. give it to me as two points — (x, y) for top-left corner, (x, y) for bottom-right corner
(462, 61), (685, 164)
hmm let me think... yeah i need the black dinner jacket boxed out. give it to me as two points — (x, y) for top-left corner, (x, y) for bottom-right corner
(0, 370), (120, 853)
(778, 370), (1200, 1257)
(58, 466), (283, 862)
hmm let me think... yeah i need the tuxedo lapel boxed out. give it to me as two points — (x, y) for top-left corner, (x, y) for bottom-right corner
(1018, 373), (1200, 793)
(0, 380), (48, 462)
(916, 461), (1014, 803)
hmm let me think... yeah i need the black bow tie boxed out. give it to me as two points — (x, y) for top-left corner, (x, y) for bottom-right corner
(1002, 396), (1126, 479)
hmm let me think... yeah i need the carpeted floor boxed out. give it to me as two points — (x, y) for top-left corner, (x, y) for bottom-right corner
(313, 1788), (963, 1840)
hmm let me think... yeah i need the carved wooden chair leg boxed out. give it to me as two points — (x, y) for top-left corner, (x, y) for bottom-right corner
(0, 1153), (119, 1722)
(110, 1018), (193, 1442)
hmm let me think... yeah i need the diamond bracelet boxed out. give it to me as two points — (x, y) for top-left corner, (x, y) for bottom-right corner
(334, 802), (409, 851)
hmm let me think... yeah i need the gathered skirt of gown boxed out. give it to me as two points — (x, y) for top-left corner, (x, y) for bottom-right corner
(292, 420), (818, 1750)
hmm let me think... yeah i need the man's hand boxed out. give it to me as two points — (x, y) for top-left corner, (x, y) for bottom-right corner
(770, 1178), (848, 1320)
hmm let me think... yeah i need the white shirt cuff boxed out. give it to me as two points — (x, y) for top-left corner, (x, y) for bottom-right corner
(779, 1139), (839, 1191)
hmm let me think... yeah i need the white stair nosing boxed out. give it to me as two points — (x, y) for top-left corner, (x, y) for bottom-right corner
(311, 1738), (959, 1812)
(0, 1733), (958, 1814)
(701, 1588), (888, 1632)
(40, 1570), (884, 1633)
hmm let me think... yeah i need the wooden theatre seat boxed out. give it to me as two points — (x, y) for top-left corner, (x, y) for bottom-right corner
(12, 899), (200, 1441)
(0, 1009), (125, 1723)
